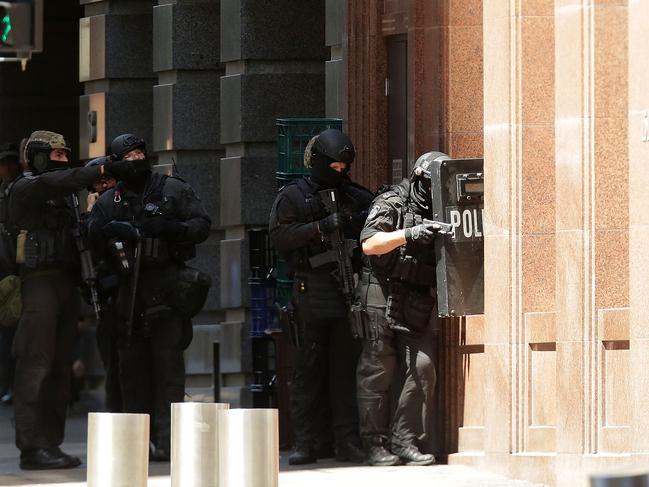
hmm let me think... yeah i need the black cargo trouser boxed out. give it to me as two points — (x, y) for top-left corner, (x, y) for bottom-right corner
(290, 312), (361, 450)
(356, 276), (436, 447)
(117, 312), (186, 451)
(96, 306), (123, 412)
(13, 270), (80, 451)
(0, 325), (16, 393)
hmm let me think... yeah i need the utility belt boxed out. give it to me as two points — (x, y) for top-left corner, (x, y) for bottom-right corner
(15, 229), (74, 269)
(351, 268), (436, 339)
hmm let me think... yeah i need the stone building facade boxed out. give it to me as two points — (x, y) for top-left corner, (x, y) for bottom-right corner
(341, 1), (644, 486)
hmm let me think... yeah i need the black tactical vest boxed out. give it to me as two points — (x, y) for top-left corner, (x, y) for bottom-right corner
(281, 176), (371, 319)
(106, 173), (195, 264)
(369, 183), (437, 289)
(284, 178), (372, 272)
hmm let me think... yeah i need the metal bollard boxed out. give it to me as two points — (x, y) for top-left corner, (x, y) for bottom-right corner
(87, 413), (149, 487)
(219, 409), (279, 487)
(171, 402), (230, 487)
(590, 470), (649, 487)
(213, 341), (221, 403)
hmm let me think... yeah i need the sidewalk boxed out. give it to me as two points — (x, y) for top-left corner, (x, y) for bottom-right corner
(0, 402), (546, 487)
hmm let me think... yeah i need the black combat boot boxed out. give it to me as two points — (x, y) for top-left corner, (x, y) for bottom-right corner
(20, 447), (81, 470)
(288, 445), (316, 465)
(363, 436), (400, 466)
(334, 437), (365, 463)
(390, 442), (436, 466)
(314, 441), (334, 459)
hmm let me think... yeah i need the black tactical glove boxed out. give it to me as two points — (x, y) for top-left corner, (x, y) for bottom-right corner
(140, 215), (187, 238)
(404, 222), (437, 245)
(102, 159), (134, 180)
(102, 220), (140, 241)
(317, 212), (343, 235)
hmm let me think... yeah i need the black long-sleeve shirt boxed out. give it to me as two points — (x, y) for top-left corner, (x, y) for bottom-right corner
(8, 166), (102, 232)
(87, 172), (211, 260)
(269, 176), (373, 273)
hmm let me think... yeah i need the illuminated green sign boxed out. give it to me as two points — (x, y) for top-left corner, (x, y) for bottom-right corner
(1, 10), (13, 46)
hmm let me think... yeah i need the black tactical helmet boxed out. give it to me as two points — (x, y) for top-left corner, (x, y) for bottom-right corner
(311, 129), (355, 166)
(411, 151), (449, 180)
(110, 134), (146, 160)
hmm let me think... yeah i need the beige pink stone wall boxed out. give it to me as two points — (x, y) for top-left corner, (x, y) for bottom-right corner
(346, 0), (644, 485)
(346, 0), (388, 191)
(630, 0), (649, 462)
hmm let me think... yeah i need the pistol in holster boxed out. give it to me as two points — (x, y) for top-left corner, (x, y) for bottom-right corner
(277, 300), (301, 348)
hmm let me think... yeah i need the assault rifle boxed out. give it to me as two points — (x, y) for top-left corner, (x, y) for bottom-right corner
(69, 193), (101, 320)
(309, 188), (356, 306)
(101, 220), (142, 344)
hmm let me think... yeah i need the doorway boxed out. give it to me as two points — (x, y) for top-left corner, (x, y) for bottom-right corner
(387, 34), (408, 184)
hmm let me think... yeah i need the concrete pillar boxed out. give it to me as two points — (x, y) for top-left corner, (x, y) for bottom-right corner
(79, 0), (154, 160)
(152, 0), (225, 400)
(218, 0), (327, 404)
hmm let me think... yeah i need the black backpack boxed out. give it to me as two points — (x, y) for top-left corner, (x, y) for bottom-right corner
(0, 177), (20, 279)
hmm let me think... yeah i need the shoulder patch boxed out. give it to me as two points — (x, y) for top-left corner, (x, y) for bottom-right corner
(367, 204), (381, 220)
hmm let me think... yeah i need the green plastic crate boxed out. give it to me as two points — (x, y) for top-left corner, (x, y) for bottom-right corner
(275, 256), (292, 281)
(276, 118), (343, 177)
(276, 278), (294, 307)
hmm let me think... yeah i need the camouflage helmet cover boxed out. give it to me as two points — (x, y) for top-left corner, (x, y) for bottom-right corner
(303, 135), (318, 168)
(26, 130), (70, 153)
(24, 131), (71, 171)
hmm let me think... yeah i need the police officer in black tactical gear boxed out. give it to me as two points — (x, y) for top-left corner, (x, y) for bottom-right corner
(88, 134), (211, 462)
(7, 130), (127, 470)
(0, 143), (23, 405)
(269, 128), (373, 465)
(79, 155), (122, 412)
(356, 153), (443, 467)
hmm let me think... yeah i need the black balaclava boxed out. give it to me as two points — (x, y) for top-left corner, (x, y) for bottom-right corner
(120, 159), (151, 191)
(307, 129), (355, 189)
(310, 153), (346, 189)
(409, 176), (432, 217)
(407, 152), (448, 217)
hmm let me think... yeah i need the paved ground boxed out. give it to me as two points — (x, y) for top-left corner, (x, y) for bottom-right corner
(0, 396), (546, 487)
